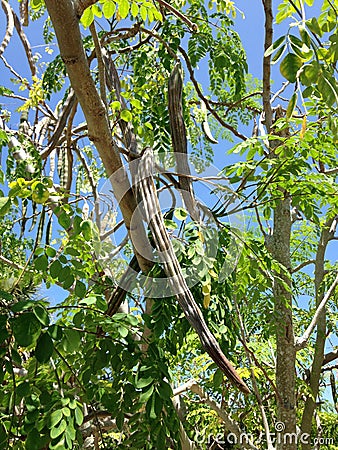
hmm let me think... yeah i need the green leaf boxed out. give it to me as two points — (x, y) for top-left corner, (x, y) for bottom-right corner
(271, 44), (286, 64)
(131, 2), (139, 17)
(58, 265), (71, 282)
(164, 219), (177, 230)
(62, 273), (75, 290)
(58, 212), (71, 230)
(12, 313), (41, 347)
(139, 385), (154, 403)
(286, 92), (297, 119)
(75, 406), (84, 426)
(120, 109), (132, 122)
(306, 17), (322, 37)
(299, 25), (311, 48)
(157, 380), (172, 400)
(10, 300), (34, 312)
(174, 207), (188, 221)
(213, 368), (223, 387)
(62, 407), (71, 417)
(300, 61), (321, 85)
(119, 0), (129, 18)
(45, 247), (57, 258)
(318, 74), (338, 107)
(50, 418), (67, 439)
(140, 5), (147, 21)
(0, 197), (11, 216)
(280, 53), (303, 83)
(16, 380), (30, 398)
(81, 6), (94, 27)
(31, 0), (43, 10)
(34, 254), (48, 271)
(25, 429), (44, 450)
(62, 329), (81, 353)
(50, 260), (62, 279)
(80, 220), (93, 240)
(289, 35), (313, 61)
(35, 332), (54, 363)
(103, 0), (116, 19)
(118, 326), (128, 338)
(264, 35), (286, 57)
(33, 304), (50, 326)
(75, 280), (86, 298)
(0, 289), (12, 302)
(135, 376), (154, 389)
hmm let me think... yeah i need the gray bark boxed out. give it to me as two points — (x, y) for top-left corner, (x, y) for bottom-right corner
(300, 223), (334, 449)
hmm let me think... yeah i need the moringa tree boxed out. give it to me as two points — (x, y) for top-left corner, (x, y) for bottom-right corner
(0, 0), (337, 449)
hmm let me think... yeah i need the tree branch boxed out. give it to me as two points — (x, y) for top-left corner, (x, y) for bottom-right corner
(296, 272), (338, 350)
(323, 350), (338, 366)
(291, 259), (316, 274)
(262, 0), (273, 132)
(173, 380), (258, 450)
(45, 0), (153, 273)
(179, 46), (248, 141)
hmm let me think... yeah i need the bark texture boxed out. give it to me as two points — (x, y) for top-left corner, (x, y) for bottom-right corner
(44, 0), (152, 273)
(300, 223), (334, 450)
(272, 195), (296, 450)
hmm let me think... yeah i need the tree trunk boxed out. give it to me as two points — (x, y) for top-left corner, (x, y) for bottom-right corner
(272, 195), (296, 450)
(300, 224), (333, 449)
(44, 0), (153, 273)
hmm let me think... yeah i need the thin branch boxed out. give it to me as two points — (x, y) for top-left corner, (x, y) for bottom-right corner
(296, 272), (338, 349)
(179, 46), (248, 141)
(74, 145), (98, 202)
(270, 82), (290, 104)
(262, 0), (273, 132)
(323, 350), (338, 366)
(291, 259), (316, 274)
(173, 379), (258, 450)
(234, 295), (276, 450)
(0, 255), (23, 271)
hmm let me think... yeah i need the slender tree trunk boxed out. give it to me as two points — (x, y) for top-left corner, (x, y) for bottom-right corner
(272, 195), (296, 450)
(44, 0), (153, 273)
(300, 224), (333, 449)
(262, 1), (296, 447)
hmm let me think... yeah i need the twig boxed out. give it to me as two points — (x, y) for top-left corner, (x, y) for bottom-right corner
(0, 255), (24, 271)
(323, 350), (338, 366)
(74, 145), (98, 202)
(233, 295), (275, 450)
(291, 259), (316, 274)
(296, 272), (338, 349)
(179, 46), (248, 141)
(173, 379), (258, 450)
(262, 0), (273, 132)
